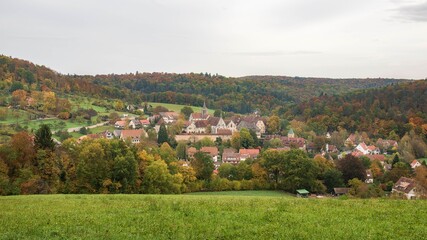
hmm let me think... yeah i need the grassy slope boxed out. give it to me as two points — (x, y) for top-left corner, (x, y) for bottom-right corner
(1, 194), (426, 239)
(148, 102), (214, 114)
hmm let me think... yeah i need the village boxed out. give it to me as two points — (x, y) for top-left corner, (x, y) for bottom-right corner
(74, 102), (426, 199)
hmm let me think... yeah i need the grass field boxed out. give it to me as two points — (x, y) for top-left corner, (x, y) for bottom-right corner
(1, 193), (426, 239)
(187, 190), (293, 197)
(148, 102), (214, 114)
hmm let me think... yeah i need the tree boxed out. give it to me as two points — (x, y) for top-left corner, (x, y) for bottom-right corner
(199, 137), (215, 147)
(35, 124), (55, 150)
(191, 152), (214, 180)
(141, 160), (182, 194)
(11, 90), (27, 107)
(240, 128), (254, 149)
(231, 132), (241, 150)
(267, 115), (280, 134)
(10, 131), (36, 170)
(77, 141), (109, 192)
(337, 154), (366, 183)
(323, 169), (344, 193)
(159, 142), (177, 164)
(112, 151), (138, 193)
(213, 109), (222, 117)
(176, 141), (187, 160)
(114, 100), (124, 111)
(218, 163), (236, 180)
(42, 91), (56, 113)
(384, 162), (411, 183)
(157, 123), (169, 145)
(180, 106), (194, 120)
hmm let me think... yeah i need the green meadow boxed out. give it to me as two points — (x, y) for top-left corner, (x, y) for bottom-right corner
(1, 193), (426, 239)
(148, 102), (214, 114)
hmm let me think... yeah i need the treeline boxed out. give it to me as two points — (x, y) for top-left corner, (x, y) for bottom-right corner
(1, 125), (426, 198)
(283, 80), (427, 138)
(0, 55), (410, 114)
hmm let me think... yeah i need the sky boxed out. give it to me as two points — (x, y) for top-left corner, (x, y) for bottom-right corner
(0, 0), (426, 79)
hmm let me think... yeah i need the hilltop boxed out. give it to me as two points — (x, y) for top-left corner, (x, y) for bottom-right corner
(0, 55), (411, 114)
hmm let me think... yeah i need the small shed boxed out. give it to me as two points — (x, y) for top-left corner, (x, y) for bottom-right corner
(296, 189), (310, 198)
(333, 188), (350, 196)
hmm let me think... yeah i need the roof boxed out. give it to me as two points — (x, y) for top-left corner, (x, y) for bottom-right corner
(140, 119), (150, 125)
(195, 120), (209, 128)
(296, 189), (310, 194)
(201, 146), (219, 156)
(217, 129), (232, 135)
(208, 117), (220, 126)
(120, 129), (145, 139)
(333, 188), (350, 194)
(187, 147), (197, 155)
(223, 148), (236, 154)
(159, 111), (179, 118)
(115, 120), (126, 126)
(366, 154), (386, 162)
(393, 177), (416, 194)
(239, 148), (260, 156)
(191, 112), (210, 120)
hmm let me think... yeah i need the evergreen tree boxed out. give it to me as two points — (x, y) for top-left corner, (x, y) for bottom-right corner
(157, 123), (169, 145)
(35, 124), (55, 150)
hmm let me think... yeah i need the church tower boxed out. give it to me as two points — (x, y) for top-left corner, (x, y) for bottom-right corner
(202, 101), (208, 118)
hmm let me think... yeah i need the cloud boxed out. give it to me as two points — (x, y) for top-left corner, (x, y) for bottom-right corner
(232, 50), (322, 56)
(394, 1), (427, 22)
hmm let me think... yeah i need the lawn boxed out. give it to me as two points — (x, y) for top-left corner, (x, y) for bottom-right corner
(187, 190), (293, 197)
(1, 194), (426, 239)
(148, 102), (214, 114)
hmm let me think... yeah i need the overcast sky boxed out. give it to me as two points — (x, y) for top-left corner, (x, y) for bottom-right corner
(1, 0), (426, 79)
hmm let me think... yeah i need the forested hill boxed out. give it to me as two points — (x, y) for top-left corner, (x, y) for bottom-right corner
(0, 55), (412, 114)
(287, 80), (427, 138)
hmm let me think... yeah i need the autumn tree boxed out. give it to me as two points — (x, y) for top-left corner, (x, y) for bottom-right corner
(231, 132), (241, 150)
(267, 115), (280, 134)
(141, 160), (182, 194)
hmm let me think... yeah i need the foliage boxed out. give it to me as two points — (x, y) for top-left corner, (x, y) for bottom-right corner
(157, 123), (169, 145)
(337, 154), (366, 183)
(34, 124), (54, 150)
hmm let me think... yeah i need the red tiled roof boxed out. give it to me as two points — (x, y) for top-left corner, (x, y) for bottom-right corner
(201, 147), (219, 156)
(239, 149), (260, 155)
(121, 129), (145, 139)
(217, 129), (232, 135)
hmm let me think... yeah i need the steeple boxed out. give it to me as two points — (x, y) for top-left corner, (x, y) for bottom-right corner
(202, 101), (208, 118)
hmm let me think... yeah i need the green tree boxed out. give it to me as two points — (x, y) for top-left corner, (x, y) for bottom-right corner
(218, 163), (236, 180)
(191, 152), (214, 180)
(157, 123), (169, 145)
(141, 160), (181, 194)
(112, 151), (138, 193)
(180, 106), (194, 120)
(35, 124), (55, 150)
(240, 128), (254, 149)
(213, 109), (222, 117)
(176, 141), (187, 160)
(323, 169), (344, 193)
(267, 115), (280, 134)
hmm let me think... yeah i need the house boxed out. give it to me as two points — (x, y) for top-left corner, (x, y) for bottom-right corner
(140, 119), (150, 127)
(222, 150), (241, 165)
(128, 119), (142, 129)
(376, 139), (398, 152)
(114, 120), (127, 129)
(333, 188), (350, 196)
(200, 146), (219, 162)
(323, 144), (338, 153)
(365, 169), (374, 184)
(120, 129), (147, 144)
(236, 116), (266, 138)
(392, 177), (418, 199)
(264, 135), (306, 150)
(411, 160), (422, 169)
(345, 134), (359, 147)
(239, 148), (260, 160)
(288, 128), (295, 138)
(159, 112), (179, 124)
(187, 147), (198, 159)
(355, 142), (380, 155)
(104, 131), (114, 139)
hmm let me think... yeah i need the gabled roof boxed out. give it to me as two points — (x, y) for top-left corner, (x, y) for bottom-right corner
(208, 117), (220, 126)
(140, 119), (150, 125)
(115, 120), (126, 126)
(191, 113), (210, 120)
